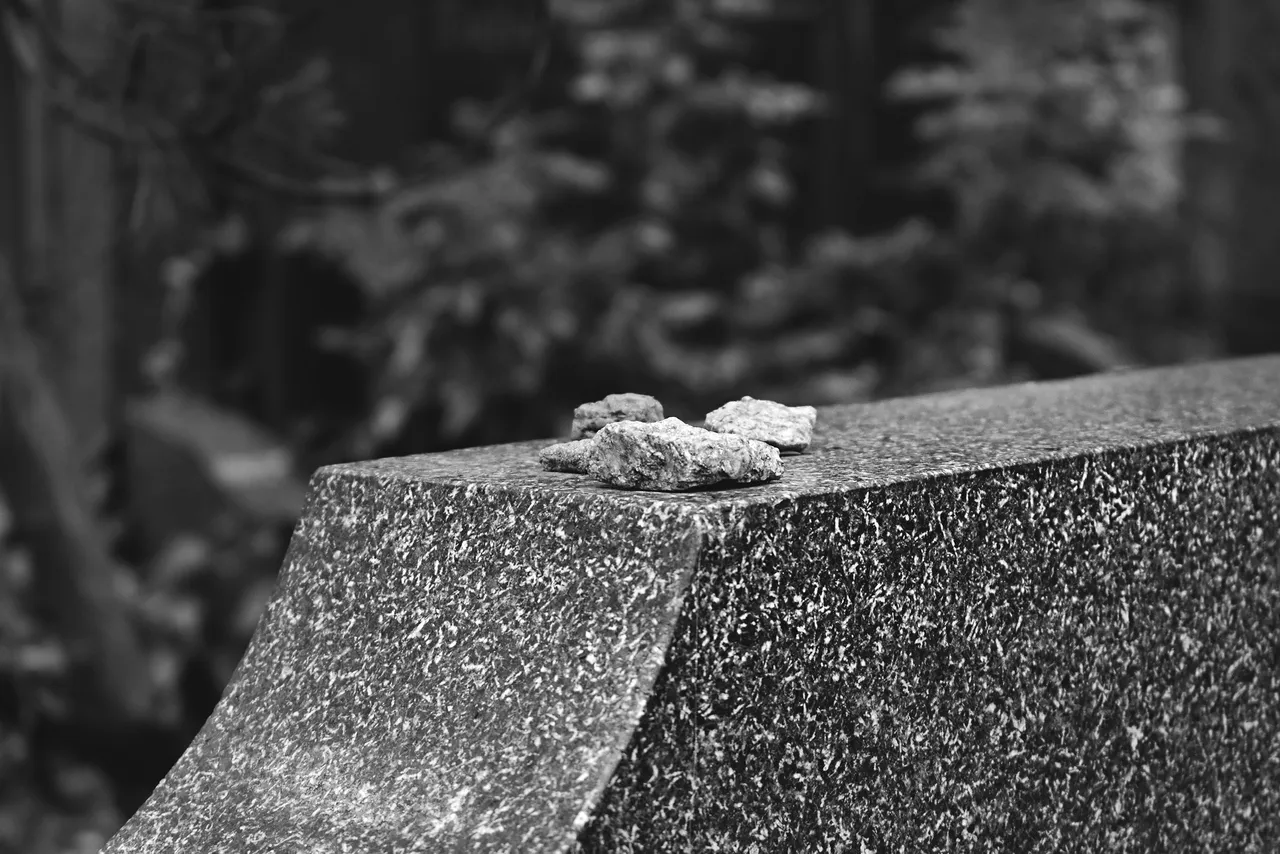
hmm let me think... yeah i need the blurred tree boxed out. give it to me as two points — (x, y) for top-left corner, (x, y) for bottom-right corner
(1, 0), (144, 727)
(272, 0), (942, 453)
(0, 2), (19, 279)
(811, 0), (876, 232)
(889, 0), (1194, 373)
(0, 0), (373, 742)
(1175, 0), (1232, 338)
(1000, 279), (1135, 379)
(44, 0), (116, 458)
(0, 257), (153, 724)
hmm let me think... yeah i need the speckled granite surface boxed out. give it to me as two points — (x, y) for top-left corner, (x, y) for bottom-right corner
(104, 357), (1280, 852)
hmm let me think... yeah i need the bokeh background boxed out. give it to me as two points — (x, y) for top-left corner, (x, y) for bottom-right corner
(0, 0), (1277, 850)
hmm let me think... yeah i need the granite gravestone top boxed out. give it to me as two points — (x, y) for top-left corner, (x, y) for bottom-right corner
(104, 357), (1280, 853)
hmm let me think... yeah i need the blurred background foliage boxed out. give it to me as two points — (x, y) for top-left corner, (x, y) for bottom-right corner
(0, 0), (1272, 849)
(156, 0), (1193, 468)
(891, 0), (1195, 369)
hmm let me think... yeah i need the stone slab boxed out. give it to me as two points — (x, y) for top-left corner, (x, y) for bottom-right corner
(103, 356), (1280, 852)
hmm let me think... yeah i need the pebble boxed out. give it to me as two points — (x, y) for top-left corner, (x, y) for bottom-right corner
(705, 396), (818, 453)
(570, 393), (664, 440)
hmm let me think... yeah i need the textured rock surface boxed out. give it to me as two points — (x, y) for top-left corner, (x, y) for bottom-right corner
(570, 393), (663, 440)
(103, 356), (1280, 853)
(539, 439), (596, 474)
(588, 417), (783, 491)
(705, 395), (818, 452)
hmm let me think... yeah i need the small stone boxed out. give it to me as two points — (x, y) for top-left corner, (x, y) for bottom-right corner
(539, 439), (595, 474)
(570, 393), (664, 440)
(588, 418), (782, 491)
(705, 396), (818, 452)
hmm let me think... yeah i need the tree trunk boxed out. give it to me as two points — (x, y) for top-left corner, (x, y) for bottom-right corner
(1, 0), (150, 722)
(811, 0), (877, 233)
(1176, 0), (1234, 334)
(1177, 0), (1280, 354)
(43, 0), (117, 454)
(0, 259), (154, 724)
(0, 3), (21, 275)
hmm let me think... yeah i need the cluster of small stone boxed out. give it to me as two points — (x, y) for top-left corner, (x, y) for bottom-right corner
(539, 393), (817, 491)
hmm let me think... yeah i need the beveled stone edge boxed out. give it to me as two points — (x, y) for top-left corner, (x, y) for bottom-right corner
(319, 423), (1280, 518)
(565, 524), (705, 846)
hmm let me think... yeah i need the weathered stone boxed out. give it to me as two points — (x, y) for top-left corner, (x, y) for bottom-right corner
(538, 439), (595, 474)
(588, 417), (783, 491)
(570, 393), (663, 439)
(705, 395), (818, 452)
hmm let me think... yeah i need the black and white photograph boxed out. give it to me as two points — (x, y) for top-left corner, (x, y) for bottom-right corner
(0, 1), (1277, 851)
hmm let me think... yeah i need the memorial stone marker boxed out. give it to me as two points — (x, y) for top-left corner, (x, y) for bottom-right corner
(104, 357), (1280, 852)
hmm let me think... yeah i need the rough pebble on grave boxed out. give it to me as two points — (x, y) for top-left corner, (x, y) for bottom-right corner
(588, 417), (782, 491)
(705, 396), (818, 452)
(539, 439), (595, 474)
(570, 393), (664, 440)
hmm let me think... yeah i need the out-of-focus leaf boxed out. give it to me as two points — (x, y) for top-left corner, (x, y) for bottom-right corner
(438, 379), (484, 440)
(148, 534), (212, 590)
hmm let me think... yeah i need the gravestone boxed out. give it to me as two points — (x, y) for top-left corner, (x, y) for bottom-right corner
(103, 357), (1280, 852)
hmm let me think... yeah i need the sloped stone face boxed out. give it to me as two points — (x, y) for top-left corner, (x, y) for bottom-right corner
(705, 396), (818, 452)
(104, 472), (706, 854)
(570, 393), (664, 440)
(588, 418), (783, 491)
